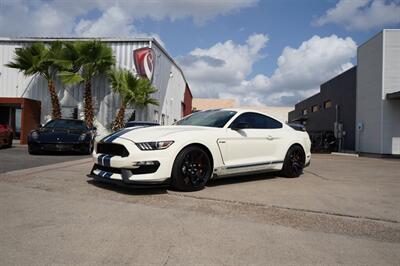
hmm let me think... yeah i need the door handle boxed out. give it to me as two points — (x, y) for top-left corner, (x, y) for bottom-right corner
(266, 135), (273, 140)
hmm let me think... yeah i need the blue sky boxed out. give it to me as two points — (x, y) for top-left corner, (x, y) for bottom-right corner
(1, 0), (400, 106)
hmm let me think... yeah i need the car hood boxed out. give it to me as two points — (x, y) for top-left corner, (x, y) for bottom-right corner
(102, 125), (218, 143)
(35, 128), (86, 143)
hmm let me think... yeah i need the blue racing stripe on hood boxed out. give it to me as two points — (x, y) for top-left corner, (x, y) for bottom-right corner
(101, 126), (143, 143)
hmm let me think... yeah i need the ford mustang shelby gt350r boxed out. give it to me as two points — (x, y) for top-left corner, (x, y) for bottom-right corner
(89, 109), (311, 191)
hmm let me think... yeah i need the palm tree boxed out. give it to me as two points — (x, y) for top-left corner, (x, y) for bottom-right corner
(6, 42), (63, 119)
(59, 40), (115, 128)
(135, 78), (159, 121)
(108, 68), (159, 131)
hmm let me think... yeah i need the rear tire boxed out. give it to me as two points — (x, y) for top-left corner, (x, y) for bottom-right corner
(82, 142), (93, 155)
(281, 145), (305, 178)
(171, 146), (212, 192)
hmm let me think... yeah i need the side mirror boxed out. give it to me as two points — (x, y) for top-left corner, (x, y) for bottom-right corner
(232, 122), (250, 130)
(38, 124), (43, 128)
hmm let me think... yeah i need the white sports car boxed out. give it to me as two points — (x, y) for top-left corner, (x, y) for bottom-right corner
(88, 109), (311, 191)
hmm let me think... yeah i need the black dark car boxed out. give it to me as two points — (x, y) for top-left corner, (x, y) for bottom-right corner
(125, 121), (160, 128)
(28, 119), (96, 155)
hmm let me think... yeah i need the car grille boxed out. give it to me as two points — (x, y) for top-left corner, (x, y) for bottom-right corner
(96, 143), (129, 157)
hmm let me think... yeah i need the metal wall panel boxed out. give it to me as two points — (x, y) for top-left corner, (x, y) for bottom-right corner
(0, 39), (188, 136)
(382, 30), (400, 154)
(356, 32), (383, 154)
(383, 30), (400, 96)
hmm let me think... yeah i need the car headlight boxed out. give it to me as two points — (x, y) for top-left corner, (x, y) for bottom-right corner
(79, 133), (88, 141)
(31, 131), (39, 140)
(135, 141), (174, 151)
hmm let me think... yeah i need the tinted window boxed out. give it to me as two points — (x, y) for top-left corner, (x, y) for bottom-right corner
(44, 120), (87, 130)
(176, 110), (237, 128)
(230, 112), (282, 129)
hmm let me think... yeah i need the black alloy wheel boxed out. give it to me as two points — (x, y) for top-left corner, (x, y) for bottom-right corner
(172, 146), (212, 191)
(281, 145), (305, 178)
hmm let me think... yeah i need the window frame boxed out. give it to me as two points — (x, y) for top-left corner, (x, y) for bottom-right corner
(228, 112), (283, 130)
(324, 100), (332, 109)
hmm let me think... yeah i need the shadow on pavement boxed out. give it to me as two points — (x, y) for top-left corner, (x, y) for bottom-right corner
(207, 172), (280, 187)
(87, 179), (168, 196)
(87, 172), (282, 195)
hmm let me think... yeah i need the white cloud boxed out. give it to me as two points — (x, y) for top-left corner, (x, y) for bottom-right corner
(314, 0), (400, 31)
(0, 0), (257, 37)
(75, 6), (135, 37)
(178, 33), (269, 98)
(180, 34), (357, 106)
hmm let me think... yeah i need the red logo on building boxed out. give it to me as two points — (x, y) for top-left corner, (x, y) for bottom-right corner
(133, 47), (155, 81)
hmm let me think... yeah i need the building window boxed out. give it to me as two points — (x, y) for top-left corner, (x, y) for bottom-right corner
(302, 109), (308, 115)
(311, 105), (319, 113)
(324, 100), (332, 109)
(154, 110), (159, 122)
(161, 114), (165, 125)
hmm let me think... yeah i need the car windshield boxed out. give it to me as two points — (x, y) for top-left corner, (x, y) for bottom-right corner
(44, 120), (87, 130)
(176, 110), (237, 128)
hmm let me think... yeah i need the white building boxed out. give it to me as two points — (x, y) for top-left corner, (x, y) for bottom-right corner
(0, 37), (192, 142)
(356, 29), (400, 155)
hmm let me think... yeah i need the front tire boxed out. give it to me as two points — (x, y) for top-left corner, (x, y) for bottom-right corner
(171, 146), (212, 192)
(28, 144), (41, 155)
(281, 145), (305, 178)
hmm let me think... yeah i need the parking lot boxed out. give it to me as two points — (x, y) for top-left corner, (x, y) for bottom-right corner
(0, 152), (399, 265)
(0, 145), (89, 173)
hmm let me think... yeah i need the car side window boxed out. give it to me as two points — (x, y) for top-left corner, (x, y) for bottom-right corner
(230, 112), (282, 129)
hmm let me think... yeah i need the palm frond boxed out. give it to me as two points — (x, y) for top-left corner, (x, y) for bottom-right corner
(58, 71), (84, 84)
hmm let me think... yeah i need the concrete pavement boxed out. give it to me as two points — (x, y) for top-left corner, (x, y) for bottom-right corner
(0, 154), (399, 265)
(0, 145), (89, 173)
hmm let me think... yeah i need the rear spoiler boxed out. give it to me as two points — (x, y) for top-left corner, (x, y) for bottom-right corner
(287, 123), (306, 132)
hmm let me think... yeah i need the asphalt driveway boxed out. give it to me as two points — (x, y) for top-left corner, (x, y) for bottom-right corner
(0, 145), (89, 173)
(0, 154), (399, 265)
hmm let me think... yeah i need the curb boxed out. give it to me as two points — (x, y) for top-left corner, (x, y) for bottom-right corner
(0, 158), (93, 177)
(331, 152), (359, 157)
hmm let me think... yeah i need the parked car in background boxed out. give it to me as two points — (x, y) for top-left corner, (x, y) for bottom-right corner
(0, 124), (13, 148)
(28, 119), (96, 155)
(125, 121), (160, 128)
(89, 109), (311, 191)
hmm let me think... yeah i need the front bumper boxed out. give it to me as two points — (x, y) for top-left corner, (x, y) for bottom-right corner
(90, 137), (174, 184)
(87, 165), (170, 188)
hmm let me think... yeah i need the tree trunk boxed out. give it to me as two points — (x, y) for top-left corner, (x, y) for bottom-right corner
(84, 80), (94, 128)
(112, 103), (126, 132)
(48, 80), (62, 120)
